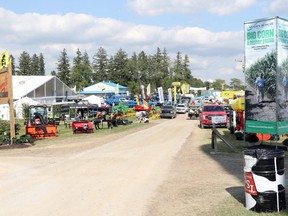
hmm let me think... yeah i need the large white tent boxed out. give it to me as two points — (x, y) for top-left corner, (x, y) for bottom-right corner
(13, 75), (77, 103)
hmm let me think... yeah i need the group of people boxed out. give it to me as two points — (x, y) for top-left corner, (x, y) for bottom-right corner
(93, 111), (133, 130)
(255, 72), (288, 103)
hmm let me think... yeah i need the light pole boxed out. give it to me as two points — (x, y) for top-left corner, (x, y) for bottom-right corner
(235, 59), (244, 73)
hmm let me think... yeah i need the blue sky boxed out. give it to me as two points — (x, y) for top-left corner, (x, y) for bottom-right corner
(1, 0), (288, 84)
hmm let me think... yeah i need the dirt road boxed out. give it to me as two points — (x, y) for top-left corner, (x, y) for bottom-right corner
(0, 114), (203, 216)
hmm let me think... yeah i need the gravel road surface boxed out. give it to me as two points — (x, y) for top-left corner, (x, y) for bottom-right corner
(0, 114), (200, 216)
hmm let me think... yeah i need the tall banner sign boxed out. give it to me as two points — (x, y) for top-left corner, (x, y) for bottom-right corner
(0, 50), (15, 141)
(244, 16), (288, 134)
(168, 88), (172, 102)
(0, 51), (9, 104)
(277, 18), (288, 134)
(157, 87), (164, 104)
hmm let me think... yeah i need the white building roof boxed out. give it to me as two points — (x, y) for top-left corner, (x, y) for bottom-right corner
(80, 81), (128, 94)
(13, 76), (54, 100)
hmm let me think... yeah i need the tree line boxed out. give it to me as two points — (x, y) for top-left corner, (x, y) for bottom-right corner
(10, 47), (244, 96)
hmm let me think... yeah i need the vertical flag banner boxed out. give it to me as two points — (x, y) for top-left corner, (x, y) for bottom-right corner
(0, 51), (9, 69)
(168, 88), (172, 102)
(115, 83), (119, 94)
(147, 83), (151, 97)
(244, 16), (288, 134)
(158, 87), (164, 104)
(139, 79), (146, 100)
(181, 83), (190, 94)
(172, 82), (181, 103)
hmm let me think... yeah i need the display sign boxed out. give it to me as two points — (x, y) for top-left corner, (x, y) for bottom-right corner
(0, 50), (15, 141)
(244, 16), (288, 134)
(0, 71), (8, 102)
(0, 50), (10, 104)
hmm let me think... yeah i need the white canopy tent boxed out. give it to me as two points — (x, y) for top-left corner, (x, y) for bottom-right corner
(14, 97), (39, 119)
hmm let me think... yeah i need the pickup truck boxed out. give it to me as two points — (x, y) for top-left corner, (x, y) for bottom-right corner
(105, 95), (124, 106)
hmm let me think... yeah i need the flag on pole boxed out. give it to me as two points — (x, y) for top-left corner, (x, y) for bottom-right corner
(147, 83), (151, 96)
(0, 51), (9, 69)
(139, 79), (146, 100)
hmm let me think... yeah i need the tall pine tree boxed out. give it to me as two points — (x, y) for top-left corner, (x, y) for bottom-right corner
(31, 54), (40, 75)
(39, 53), (45, 75)
(56, 48), (71, 86)
(17, 51), (31, 75)
(92, 47), (109, 83)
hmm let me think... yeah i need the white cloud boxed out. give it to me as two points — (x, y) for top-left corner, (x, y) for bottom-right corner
(265, 0), (288, 14)
(127, 0), (256, 16)
(0, 7), (244, 82)
(208, 0), (257, 15)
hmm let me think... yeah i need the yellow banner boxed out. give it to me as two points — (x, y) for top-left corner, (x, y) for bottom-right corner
(0, 51), (9, 69)
(222, 91), (235, 99)
(181, 83), (190, 94)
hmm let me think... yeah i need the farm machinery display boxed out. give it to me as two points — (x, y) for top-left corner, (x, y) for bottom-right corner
(26, 105), (57, 139)
(71, 120), (94, 134)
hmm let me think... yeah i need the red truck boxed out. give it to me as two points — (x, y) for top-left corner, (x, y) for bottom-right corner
(199, 104), (228, 128)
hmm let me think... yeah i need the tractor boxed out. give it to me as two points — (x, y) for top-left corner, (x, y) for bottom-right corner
(25, 105), (57, 139)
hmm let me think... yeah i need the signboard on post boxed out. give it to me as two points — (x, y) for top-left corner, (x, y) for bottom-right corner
(0, 51), (9, 104)
(244, 16), (288, 135)
(0, 50), (15, 142)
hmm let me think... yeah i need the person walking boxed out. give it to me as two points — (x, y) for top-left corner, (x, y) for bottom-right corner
(255, 73), (265, 103)
(283, 73), (288, 102)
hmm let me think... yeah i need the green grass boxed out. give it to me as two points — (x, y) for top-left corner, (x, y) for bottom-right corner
(15, 115), (151, 145)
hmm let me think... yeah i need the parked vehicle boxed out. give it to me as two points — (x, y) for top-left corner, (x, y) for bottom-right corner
(160, 105), (177, 119)
(105, 95), (124, 106)
(176, 103), (188, 114)
(199, 104), (228, 128)
(187, 106), (200, 119)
